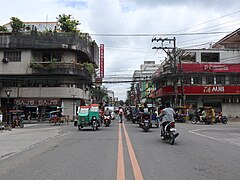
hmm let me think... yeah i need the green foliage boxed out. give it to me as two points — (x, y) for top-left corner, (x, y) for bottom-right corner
(0, 26), (8, 32)
(92, 86), (108, 103)
(83, 62), (95, 75)
(57, 14), (80, 32)
(30, 62), (43, 68)
(10, 17), (26, 33)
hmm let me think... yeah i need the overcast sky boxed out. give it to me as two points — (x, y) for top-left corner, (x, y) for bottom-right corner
(1, 0), (240, 100)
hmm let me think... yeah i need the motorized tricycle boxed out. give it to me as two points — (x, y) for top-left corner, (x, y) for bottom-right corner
(49, 110), (64, 125)
(191, 107), (215, 124)
(77, 105), (98, 131)
(174, 106), (189, 123)
(89, 104), (101, 128)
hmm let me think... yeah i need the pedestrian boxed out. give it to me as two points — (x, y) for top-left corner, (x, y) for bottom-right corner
(118, 107), (124, 123)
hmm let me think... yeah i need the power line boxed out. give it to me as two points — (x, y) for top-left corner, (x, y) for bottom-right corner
(90, 31), (231, 37)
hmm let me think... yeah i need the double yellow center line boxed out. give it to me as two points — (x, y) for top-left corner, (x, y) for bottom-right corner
(117, 121), (144, 180)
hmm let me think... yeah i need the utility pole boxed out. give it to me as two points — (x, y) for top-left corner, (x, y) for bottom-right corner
(152, 37), (178, 107)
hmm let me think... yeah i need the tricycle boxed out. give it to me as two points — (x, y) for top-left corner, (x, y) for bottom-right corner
(191, 107), (215, 124)
(174, 106), (189, 123)
(49, 110), (64, 125)
(77, 105), (99, 131)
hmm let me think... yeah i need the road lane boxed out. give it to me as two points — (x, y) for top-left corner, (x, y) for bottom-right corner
(122, 121), (144, 180)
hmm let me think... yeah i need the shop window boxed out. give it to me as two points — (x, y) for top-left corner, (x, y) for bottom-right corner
(216, 75), (225, 84)
(4, 51), (21, 62)
(193, 76), (202, 84)
(183, 77), (191, 84)
(229, 75), (240, 84)
(206, 75), (214, 84)
(201, 52), (219, 62)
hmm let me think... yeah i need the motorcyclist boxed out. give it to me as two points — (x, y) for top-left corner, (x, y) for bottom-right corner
(160, 102), (175, 137)
(104, 107), (111, 116)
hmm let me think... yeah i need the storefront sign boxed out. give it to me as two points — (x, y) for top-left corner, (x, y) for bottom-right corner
(14, 98), (61, 106)
(155, 85), (240, 97)
(203, 86), (224, 93)
(180, 63), (240, 73)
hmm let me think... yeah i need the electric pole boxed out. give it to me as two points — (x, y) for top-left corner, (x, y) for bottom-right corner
(152, 37), (178, 107)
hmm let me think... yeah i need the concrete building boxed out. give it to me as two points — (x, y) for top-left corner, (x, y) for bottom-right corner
(151, 29), (240, 118)
(133, 61), (161, 105)
(0, 29), (99, 122)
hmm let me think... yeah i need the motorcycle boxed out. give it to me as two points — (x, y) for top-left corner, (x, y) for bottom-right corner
(160, 121), (179, 145)
(215, 115), (228, 124)
(141, 113), (151, 132)
(104, 115), (111, 126)
(12, 117), (24, 128)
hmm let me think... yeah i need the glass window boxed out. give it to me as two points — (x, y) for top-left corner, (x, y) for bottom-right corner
(180, 52), (196, 62)
(42, 51), (61, 62)
(206, 76), (214, 84)
(193, 76), (202, 84)
(229, 75), (240, 84)
(201, 52), (219, 62)
(4, 51), (21, 62)
(183, 77), (191, 84)
(216, 75), (225, 84)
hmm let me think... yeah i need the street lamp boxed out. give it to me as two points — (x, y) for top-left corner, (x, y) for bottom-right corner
(5, 89), (11, 125)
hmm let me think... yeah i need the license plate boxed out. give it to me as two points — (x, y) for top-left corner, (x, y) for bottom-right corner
(144, 120), (149, 123)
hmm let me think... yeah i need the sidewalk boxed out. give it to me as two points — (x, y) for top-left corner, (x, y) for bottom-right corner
(0, 124), (60, 160)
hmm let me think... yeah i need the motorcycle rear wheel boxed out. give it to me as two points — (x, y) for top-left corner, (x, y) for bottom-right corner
(169, 133), (175, 145)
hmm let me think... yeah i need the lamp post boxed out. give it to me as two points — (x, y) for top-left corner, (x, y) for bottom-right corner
(5, 90), (11, 125)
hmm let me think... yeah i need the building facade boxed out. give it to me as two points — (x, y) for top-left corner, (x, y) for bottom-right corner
(133, 61), (161, 105)
(152, 29), (240, 118)
(0, 30), (99, 122)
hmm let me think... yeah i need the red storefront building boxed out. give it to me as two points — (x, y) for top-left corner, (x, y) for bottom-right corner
(152, 29), (240, 118)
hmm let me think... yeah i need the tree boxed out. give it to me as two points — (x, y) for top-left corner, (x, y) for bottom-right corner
(92, 86), (108, 104)
(57, 14), (80, 32)
(0, 26), (8, 32)
(10, 17), (26, 33)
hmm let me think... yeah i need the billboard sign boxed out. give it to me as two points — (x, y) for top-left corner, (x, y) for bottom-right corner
(100, 44), (104, 77)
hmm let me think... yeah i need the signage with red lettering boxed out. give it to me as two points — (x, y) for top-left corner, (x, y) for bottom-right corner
(179, 63), (240, 73)
(100, 44), (104, 77)
(155, 85), (240, 96)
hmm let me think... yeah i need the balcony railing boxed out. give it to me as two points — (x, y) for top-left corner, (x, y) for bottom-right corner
(30, 62), (92, 79)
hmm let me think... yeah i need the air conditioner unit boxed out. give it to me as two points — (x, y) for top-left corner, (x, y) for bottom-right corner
(2, 58), (9, 63)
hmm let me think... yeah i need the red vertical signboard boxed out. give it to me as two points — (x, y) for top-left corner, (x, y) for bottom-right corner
(100, 44), (104, 77)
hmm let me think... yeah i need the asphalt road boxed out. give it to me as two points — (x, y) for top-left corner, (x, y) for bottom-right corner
(0, 119), (240, 180)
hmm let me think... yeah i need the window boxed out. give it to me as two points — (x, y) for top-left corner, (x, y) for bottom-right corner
(42, 51), (61, 62)
(216, 75), (225, 84)
(180, 52), (196, 62)
(4, 51), (21, 62)
(206, 75), (214, 84)
(183, 77), (191, 84)
(193, 76), (202, 84)
(201, 52), (219, 62)
(229, 75), (240, 84)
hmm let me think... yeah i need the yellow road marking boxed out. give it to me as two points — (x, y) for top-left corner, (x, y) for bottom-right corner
(117, 123), (125, 180)
(122, 121), (144, 180)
